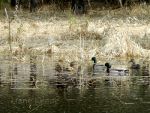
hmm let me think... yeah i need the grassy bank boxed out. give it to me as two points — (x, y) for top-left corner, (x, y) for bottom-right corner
(0, 4), (150, 63)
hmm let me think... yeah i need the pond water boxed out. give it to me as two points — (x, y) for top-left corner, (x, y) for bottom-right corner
(0, 55), (150, 113)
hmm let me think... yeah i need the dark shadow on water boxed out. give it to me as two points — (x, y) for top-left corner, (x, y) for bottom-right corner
(30, 55), (37, 87)
(13, 64), (18, 75)
(0, 68), (2, 85)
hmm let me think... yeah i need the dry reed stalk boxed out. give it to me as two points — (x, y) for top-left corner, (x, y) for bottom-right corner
(4, 8), (12, 53)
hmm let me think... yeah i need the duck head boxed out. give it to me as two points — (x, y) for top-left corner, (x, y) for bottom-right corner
(91, 57), (97, 64)
(105, 63), (111, 73)
(129, 59), (135, 64)
(105, 63), (111, 68)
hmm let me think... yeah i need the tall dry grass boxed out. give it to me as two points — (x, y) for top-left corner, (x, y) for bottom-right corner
(0, 4), (149, 63)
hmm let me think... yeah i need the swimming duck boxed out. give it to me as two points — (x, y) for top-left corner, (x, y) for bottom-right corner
(129, 59), (140, 69)
(55, 60), (80, 88)
(141, 63), (149, 76)
(105, 63), (129, 76)
(55, 59), (72, 74)
(70, 61), (81, 76)
(91, 57), (106, 74)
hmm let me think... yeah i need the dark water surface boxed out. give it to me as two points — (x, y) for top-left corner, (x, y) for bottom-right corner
(0, 55), (150, 113)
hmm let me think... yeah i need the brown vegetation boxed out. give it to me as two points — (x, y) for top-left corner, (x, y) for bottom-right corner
(0, 4), (150, 63)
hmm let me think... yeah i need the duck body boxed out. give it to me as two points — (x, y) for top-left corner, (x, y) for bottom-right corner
(131, 64), (140, 69)
(129, 59), (140, 69)
(92, 57), (107, 74)
(55, 63), (79, 88)
(107, 68), (129, 76)
(105, 62), (129, 76)
(93, 64), (107, 74)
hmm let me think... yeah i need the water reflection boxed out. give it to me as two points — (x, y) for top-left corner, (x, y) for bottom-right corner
(87, 79), (96, 88)
(11, 64), (18, 88)
(0, 56), (150, 113)
(138, 83), (149, 97)
(13, 64), (18, 75)
(0, 68), (2, 85)
(30, 56), (37, 87)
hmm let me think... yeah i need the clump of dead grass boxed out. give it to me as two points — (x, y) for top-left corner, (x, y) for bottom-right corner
(100, 26), (150, 58)
(129, 4), (150, 16)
